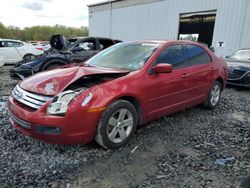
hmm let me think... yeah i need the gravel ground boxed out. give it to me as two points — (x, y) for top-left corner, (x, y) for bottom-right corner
(0, 66), (249, 188)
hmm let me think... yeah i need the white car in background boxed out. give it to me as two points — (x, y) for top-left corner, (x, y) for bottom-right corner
(29, 41), (51, 51)
(0, 54), (4, 67)
(0, 39), (44, 65)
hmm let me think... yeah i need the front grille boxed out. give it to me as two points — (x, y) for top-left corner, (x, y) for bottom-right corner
(12, 85), (53, 109)
(228, 69), (246, 79)
(9, 110), (31, 129)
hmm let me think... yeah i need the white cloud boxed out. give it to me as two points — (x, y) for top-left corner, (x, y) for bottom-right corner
(0, 0), (104, 28)
(21, 2), (43, 11)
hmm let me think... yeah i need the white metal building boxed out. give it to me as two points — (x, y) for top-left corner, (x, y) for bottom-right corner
(88, 0), (250, 57)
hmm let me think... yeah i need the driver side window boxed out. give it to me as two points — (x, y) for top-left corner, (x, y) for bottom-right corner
(155, 44), (186, 69)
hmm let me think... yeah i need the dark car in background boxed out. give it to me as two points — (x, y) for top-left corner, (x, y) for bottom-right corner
(227, 49), (250, 88)
(9, 35), (121, 79)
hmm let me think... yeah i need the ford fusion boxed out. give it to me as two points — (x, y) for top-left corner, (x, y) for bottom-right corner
(8, 41), (228, 149)
(226, 49), (250, 88)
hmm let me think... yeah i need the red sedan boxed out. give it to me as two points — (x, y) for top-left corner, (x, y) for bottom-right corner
(8, 40), (228, 149)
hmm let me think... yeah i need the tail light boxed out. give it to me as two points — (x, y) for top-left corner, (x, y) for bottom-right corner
(36, 47), (44, 51)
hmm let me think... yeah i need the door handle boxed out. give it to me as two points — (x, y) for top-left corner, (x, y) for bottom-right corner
(182, 73), (190, 78)
(210, 67), (216, 71)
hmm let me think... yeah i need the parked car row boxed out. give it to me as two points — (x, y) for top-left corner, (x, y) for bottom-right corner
(7, 38), (229, 149)
(9, 35), (121, 79)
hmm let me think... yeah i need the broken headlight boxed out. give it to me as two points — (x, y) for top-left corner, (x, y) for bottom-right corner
(47, 90), (76, 116)
(47, 90), (93, 116)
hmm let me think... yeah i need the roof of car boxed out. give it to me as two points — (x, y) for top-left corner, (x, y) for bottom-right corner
(72, 36), (120, 41)
(0, 39), (23, 42)
(125, 40), (202, 45)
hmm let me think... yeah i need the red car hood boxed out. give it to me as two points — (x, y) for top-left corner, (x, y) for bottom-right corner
(20, 66), (129, 96)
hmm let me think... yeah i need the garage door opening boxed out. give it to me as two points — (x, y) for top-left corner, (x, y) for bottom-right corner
(178, 10), (216, 47)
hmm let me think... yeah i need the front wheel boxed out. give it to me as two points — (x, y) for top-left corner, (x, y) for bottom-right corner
(95, 100), (138, 149)
(204, 81), (222, 110)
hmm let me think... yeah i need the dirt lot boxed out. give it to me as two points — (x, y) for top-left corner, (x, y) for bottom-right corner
(0, 66), (249, 188)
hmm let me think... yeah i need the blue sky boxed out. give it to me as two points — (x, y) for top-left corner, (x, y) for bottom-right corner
(0, 0), (104, 28)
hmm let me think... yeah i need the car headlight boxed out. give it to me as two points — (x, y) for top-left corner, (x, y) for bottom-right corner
(47, 90), (93, 116)
(47, 90), (76, 116)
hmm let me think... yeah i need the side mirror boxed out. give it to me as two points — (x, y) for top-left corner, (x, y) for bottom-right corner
(71, 47), (83, 52)
(209, 47), (215, 52)
(154, 63), (172, 74)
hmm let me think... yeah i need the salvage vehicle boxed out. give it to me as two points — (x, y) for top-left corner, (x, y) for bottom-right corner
(0, 39), (44, 64)
(8, 40), (228, 149)
(226, 49), (250, 88)
(9, 36), (121, 79)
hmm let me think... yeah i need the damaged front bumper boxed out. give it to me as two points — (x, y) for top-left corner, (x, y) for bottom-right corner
(8, 96), (101, 144)
(9, 67), (33, 80)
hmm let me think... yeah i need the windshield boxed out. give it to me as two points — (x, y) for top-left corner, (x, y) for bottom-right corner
(86, 42), (160, 71)
(228, 50), (250, 61)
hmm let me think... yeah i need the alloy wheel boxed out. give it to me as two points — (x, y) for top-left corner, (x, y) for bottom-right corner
(210, 84), (221, 106)
(106, 109), (134, 143)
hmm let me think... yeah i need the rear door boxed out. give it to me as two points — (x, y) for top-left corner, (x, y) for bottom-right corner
(184, 44), (215, 106)
(146, 44), (190, 120)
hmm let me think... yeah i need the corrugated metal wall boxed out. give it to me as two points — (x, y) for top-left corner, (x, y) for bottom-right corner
(89, 0), (249, 56)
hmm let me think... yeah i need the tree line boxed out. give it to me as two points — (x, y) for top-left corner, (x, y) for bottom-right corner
(0, 22), (89, 41)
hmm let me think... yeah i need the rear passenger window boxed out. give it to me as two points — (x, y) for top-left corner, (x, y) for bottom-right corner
(155, 44), (186, 69)
(6, 41), (22, 47)
(185, 45), (211, 66)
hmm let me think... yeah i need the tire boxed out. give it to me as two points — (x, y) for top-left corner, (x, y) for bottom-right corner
(204, 80), (222, 110)
(23, 54), (35, 61)
(95, 100), (138, 149)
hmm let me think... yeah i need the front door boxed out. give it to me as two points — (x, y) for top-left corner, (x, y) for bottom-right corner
(145, 44), (190, 120)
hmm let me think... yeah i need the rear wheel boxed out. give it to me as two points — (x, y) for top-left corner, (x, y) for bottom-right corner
(95, 100), (138, 149)
(23, 54), (35, 61)
(204, 81), (222, 110)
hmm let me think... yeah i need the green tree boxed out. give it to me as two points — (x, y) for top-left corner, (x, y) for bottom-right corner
(0, 22), (89, 41)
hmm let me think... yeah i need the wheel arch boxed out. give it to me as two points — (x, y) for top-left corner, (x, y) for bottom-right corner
(215, 77), (224, 90)
(110, 95), (144, 126)
(40, 58), (67, 71)
(23, 53), (34, 57)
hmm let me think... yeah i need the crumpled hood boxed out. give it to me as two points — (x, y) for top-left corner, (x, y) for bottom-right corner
(19, 66), (129, 96)
(227, 59), (250, 71)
